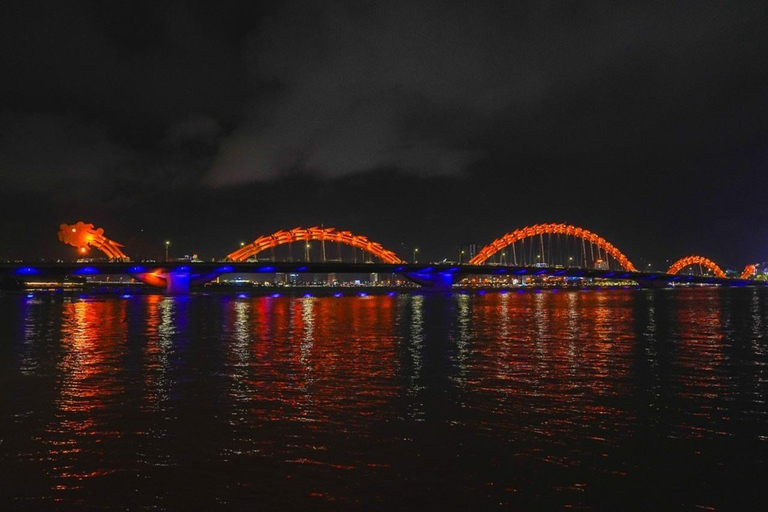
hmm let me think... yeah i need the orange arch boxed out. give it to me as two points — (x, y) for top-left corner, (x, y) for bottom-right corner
(227, 226), (404, 263)
(740, 264), (757, 280)
(58, 222), (129, 260)
(468, 223), (636, 271)
(667, 255), (726, 278)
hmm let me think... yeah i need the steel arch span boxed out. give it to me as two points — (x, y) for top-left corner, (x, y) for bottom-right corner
(58, 222), (129, 260)
(741, 264), (758, 280)
(227, 226), (404, 263)
(468, 223), (636, 271)
(667, 255), (726, 278)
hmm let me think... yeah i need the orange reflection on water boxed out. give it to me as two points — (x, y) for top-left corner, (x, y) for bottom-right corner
(215, 294), (401, 474)
(673, 289), (728, 438)
(229, 296), (399, 426)
(45, 298), (128, 495)
(8, 288), (767, 509)
(462, 290), (638, 448)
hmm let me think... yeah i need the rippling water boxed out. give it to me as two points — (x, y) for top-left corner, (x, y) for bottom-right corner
(1, 288), (767, 510)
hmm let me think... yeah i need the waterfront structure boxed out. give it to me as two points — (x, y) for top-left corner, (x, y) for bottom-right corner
(1, 221), (763, 293)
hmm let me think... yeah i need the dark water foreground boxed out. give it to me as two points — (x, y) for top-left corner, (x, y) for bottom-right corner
(1, 288), (767, 510)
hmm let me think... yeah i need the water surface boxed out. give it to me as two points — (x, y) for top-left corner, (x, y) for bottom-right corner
(1, 288), (767, 510)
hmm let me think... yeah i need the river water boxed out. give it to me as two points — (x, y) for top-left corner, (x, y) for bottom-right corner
(1, 288), (767, 510)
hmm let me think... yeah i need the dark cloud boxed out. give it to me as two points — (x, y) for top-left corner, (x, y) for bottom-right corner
(0, 112), (131, 191)
(210, 1), (768, 183)
(0, 0), (767, 266)
(164, 115), (222, 147)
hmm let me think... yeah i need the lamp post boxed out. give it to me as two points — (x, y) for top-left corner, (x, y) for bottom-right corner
(413, 248), (418, 264)
(165, 240), (170, 262)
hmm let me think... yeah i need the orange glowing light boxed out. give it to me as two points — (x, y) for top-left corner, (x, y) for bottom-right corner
(58, 222), (129, 261)
(667, 255), (726, 278)
(468, 223), (636, 271)
(740, 264), (757, 280)
(227, 227), (404, 263)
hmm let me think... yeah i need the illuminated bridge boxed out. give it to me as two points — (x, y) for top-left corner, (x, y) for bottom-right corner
(0, 221), (763, 293)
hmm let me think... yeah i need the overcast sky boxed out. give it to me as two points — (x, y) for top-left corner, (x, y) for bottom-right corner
(1, 0), (767, 266)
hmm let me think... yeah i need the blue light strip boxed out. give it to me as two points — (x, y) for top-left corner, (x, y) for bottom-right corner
(74, 267), (99, 275)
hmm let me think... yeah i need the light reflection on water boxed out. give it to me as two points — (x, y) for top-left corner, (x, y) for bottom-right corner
(1, 288), (768, 510)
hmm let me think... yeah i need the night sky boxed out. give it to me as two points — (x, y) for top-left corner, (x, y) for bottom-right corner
(1, 1), (767, 268)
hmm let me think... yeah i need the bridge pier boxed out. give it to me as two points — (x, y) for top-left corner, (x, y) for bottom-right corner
(403, 272), (462, 291)
(636, 278), (670, 289)
(132, 271), (192, 294)
(164, 272), (191, 294)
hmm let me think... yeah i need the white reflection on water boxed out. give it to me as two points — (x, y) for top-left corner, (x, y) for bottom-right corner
(230, 299), (252, 406)
(144, 296), (174, 411)
(407, 295), (425, 420)
(298, 297), (316, 417)
(454, 293), (471, 386)
(299, 297), (315, 377)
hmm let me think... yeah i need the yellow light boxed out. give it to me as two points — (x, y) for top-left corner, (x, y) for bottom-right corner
(71, 228), (76, 232)
(80, 247), (86, 253)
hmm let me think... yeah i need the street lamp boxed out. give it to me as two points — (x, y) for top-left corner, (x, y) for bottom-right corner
(165, 240), (170, 262)
(413, 248), (419, 264)
(305, 242), (311, 261)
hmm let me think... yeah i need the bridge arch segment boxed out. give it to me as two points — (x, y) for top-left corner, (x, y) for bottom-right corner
(227, 226), (404, 263)
(741, 264), (758, 280)
(468, 223), (636, 271)
(667, 255), (726, 278)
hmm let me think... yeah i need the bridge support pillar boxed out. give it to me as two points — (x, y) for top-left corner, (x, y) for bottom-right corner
(165, 272), (191, 294)
(403, 272), (463, 291)
(0, 277), (24, 291)
(636, 279), (669, 289)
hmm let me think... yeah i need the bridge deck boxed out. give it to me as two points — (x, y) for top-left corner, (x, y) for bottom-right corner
(1, 262), (763, 287)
